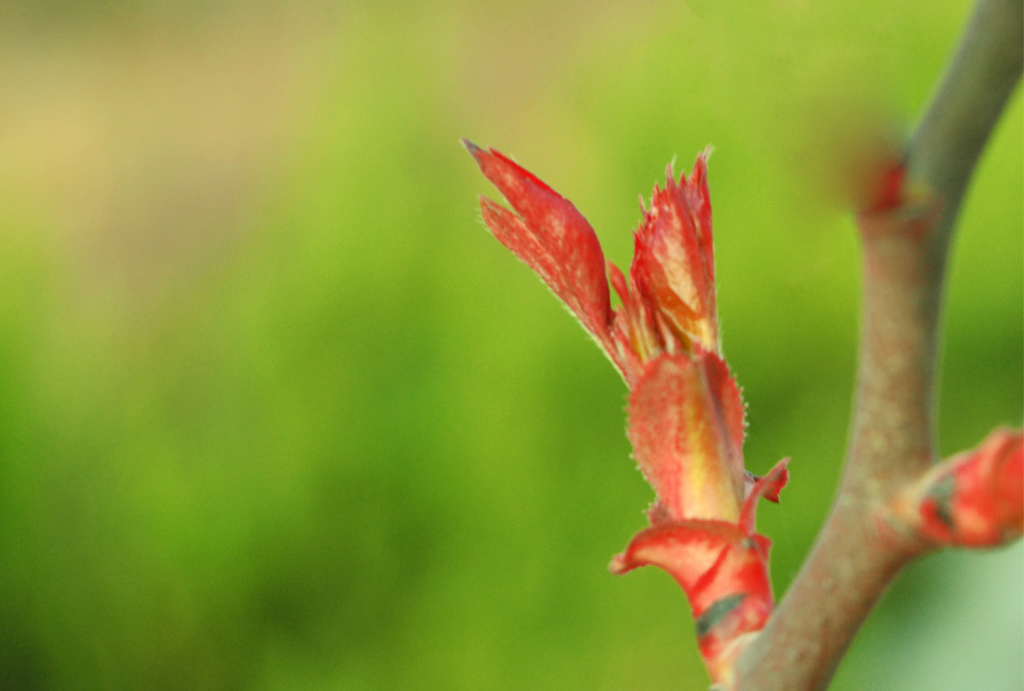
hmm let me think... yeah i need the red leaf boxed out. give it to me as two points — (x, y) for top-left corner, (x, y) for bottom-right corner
(630, 150), (719, 354)
(608, 518), (742, 585)
(609, 519), (774, 686)
(465, 141), (620, 370)
(628, 352), (746, 523)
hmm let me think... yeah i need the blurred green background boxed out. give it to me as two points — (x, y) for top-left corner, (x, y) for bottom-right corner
(0, 0), (1019, 689)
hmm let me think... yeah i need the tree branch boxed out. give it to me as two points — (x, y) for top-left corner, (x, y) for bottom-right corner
(908, 0), (1024, 248)
(734, 0), (1023, 689)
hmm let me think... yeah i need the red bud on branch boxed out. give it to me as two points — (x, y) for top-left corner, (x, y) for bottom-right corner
(893, 427), (1023, 548)
(465, 142), (791, 686)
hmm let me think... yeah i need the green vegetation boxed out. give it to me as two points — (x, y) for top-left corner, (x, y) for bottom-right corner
(0, 1), (1019, 688)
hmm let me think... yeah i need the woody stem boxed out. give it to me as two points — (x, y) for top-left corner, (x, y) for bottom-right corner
(734, 0), (1023, 689)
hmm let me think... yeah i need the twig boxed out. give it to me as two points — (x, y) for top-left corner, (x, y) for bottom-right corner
(734, 0), (1023, 689)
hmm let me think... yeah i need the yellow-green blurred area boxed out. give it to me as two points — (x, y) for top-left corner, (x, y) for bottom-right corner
(0, 0), (1020, 689)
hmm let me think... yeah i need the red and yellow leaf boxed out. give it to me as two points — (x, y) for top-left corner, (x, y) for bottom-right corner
(630, 151), (719, 354)
(628, 352), (746, 523)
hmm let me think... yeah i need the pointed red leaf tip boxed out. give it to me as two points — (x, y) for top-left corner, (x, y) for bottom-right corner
(899, 427), (1023, 548)
(744, 464), (790, 504)
(627, 351), (746, 524)
(630, 148), (719, 355)
(739, 457), (789, 534)
(463, 140), (625, 372)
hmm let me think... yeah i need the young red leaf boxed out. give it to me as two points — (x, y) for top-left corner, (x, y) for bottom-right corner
(609, 518), (744, 587)
(609, 519), (774, 687)
(630, 151), (719, 355)
(627, 352), (746, 523)
(464, 140), (622, 372)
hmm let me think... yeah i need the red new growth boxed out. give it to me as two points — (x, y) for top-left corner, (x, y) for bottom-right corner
(631, 160), (719, 354)
(462, 141), (623, 373)
(895, 427), (1024, 548)
(465, 140), (790, 687)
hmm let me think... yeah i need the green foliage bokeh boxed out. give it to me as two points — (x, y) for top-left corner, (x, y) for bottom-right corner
(0, 0), (1019, 689)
